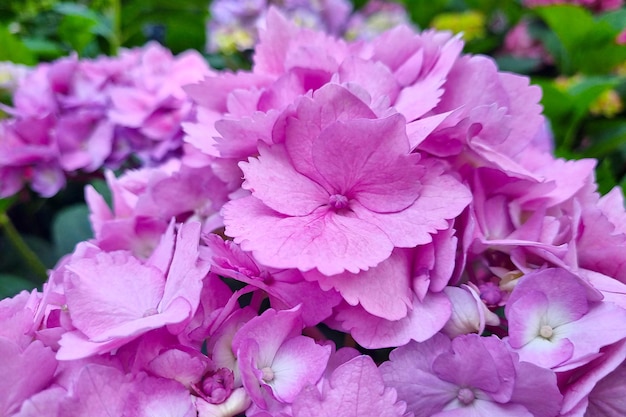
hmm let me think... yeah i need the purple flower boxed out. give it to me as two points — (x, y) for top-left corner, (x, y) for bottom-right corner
(505, 268), (626, 371)
(380, 333), (563, 417)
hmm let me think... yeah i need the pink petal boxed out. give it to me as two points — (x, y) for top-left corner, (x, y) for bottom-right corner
(269, 336), (331, 403)
(336, 291), (451, 349)
(223, 198), (394, 275)
(311, 248), (413, 320)
(292, 356), (408, 417)
(64, 252), (165, 340)
(241, 143), (328, 216)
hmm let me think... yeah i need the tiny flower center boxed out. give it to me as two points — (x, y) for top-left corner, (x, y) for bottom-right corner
(328, 193), (349, 210)
(261, 366), (274, 382)
(539, 325), (554, 339)
(142, 307), (159, 317)
(457, 387), (475, 405)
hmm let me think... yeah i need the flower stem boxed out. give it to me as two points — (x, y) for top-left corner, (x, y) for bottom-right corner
(0, 212), (48, 283)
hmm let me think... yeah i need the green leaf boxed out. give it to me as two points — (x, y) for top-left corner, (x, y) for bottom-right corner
(0, 274), (37, 298)
(597, 8), (626, 31)
(534, 5), (626, 74)
(495, 55), (542, 74)
(583, 119), (626, 158)
(57, 13), (97, 52)
(595, 158), (617, 195)
(0, 24), (36, 64)
(89, 179), (112, 207)
(52, 204), (93, 259)
(22, 37), (65, 59)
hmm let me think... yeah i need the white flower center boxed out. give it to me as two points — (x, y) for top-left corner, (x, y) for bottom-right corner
(457, 387), (475, 405)
(261, 366), (274, 382)
(539, 325), (554, 339)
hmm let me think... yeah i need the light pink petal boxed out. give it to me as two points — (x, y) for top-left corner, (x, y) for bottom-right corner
(312, 114), (423, 213)
(241, 144), (328, 216)
(292, 356), (408, 417)
(160, 222), (210, 314)
(555, 302), (626, 370)
(311, 248), (412, 320)
(269, 336), (331, 403)
(513, 335), (574, 369)
(352, 170), (471, 247)
(108, 87), (156, 127)
(0, 340), (57, 416)
(506, 290), (550, 348)
(336, 291), (451, 348)
(57, 330), (134, 360)
(223, 198), (394, 275)
(338, 56), (399, 105)
(232, 307), (302, 369)
(130, 373), (196, 417)
(406, 111), (454, 151)
(65, 252), (165, 339)
(394, 79), (443, 122)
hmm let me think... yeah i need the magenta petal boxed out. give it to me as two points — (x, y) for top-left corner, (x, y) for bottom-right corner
(312, 114), (423, 213)
(241, 143), (328, 216)
(511, 360), (563, 417)
(59, 364), (130, 417)
(223, 198), (393, 275)
(433, 335), (515, 403)
(293, 356), (408, 417)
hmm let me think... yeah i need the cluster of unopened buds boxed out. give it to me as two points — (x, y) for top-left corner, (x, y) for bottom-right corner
(1, 6), (626, 417)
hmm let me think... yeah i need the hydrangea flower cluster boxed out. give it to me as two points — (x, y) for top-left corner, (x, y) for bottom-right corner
(0, 42), (210, 197)
(3, 7), (626, 417)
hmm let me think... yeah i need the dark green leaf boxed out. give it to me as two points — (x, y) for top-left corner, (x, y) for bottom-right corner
(0, 273), (37, 298)
(534, 5), (626, 74)
(0, 24), (36, 64)
(52, 204), (93, 259)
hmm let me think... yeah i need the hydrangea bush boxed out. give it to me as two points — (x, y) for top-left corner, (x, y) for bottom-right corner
(1, 2), (626, 417)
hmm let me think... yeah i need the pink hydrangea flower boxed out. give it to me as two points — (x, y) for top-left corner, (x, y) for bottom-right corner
(505, 268), (626, 371)
(57, 222), (210, 360)
(232, 307), (331, 409)
(222, 84), (471, 275)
